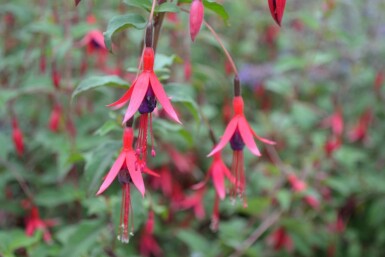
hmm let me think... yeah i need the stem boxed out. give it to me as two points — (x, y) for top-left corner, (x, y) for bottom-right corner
(228, 211), (282, 257)
(203, 20), (239, 77)
(0, 157), (34, 202)
(234, 75), (241, 97)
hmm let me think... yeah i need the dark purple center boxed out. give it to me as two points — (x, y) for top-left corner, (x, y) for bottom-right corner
(90, 39), (102, 49)
(118, 169), (132, 185)
(139, 87), (157, 114)
(230, 130), (245, 151)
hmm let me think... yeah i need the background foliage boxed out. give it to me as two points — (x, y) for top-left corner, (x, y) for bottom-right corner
(1, 0), (385, 256)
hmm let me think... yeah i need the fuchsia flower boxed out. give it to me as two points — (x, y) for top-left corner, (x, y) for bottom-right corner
(80, 29), (107, 55)
(268, 227), (293, 251)
(189, 0), (204, 41)
(48, 104), (62, 132)
(139, 211), (162, 257)
(322, 107), (344, 137)
(179, 186), (206, 220)
(348, 108), (373, 142)
(287, 174), (307, 193)
(194, 152), (235, 200)
(96, 127), (158, 243)
(25, 206), (56, 243)
(208, 96), (275, 198)
(268, 0), (286, 26)
(192, 152), (235, 230)
(108, 47), (181, 160)
(304, 195), (320, 210)
(374, 70), (384, 94)
(12, 117), (24, 156)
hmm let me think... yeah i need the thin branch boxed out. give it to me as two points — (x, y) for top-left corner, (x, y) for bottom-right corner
(228, 211), (282, 257)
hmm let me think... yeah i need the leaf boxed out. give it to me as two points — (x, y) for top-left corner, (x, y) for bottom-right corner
(276, 189), (292, 211)
(0, 229), (41, 254)
(177, 230), (210, 255)
(103, 14), (147, 52)
(123, 0), (152, 10)
(58, 220), (104, 257)
(83, 141), (121, 194)
(178, 0), (229, 22)
(164, 83), (200, 123)
(204, 0), (229, 22)
(156, 2), (180, 13)
(72, 75), (129, 101)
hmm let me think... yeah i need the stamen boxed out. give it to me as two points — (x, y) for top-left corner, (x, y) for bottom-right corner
(118, 183), (133, 244)
(231, 150), (246, 204)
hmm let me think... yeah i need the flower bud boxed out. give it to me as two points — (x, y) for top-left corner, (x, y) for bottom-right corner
(189, 0), (204, 42)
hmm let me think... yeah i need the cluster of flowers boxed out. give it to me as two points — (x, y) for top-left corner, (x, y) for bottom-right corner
(91, 0), (287, 243)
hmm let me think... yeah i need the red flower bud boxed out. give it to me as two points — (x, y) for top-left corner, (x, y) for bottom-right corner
(49, 105), (62, 132)
(12, 118), (24, 157)
(189, 0), (204, 42)
(268, 0), (286, 26)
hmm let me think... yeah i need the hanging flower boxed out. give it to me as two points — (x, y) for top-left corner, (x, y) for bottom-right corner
(25, 206), (56, 244)
(48, 104), (62, 133)
(287, 173), (306, 193)
(268, 227), (293, 251)
(189, 0), (204, 41)
(139, 211), (162, 257)
(348, 108), (373, 143)
(179, 186), (206, 220)
(96, 127), (158, 243)
(12, 117), (24, 157)
(208, 96), (275, 199)
(108, 47), (181, 159)
(268, 0), (286, 26)
(192, 152), (235, 230)
(322, 107), (344, 137)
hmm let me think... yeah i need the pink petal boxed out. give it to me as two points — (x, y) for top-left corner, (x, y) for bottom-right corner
(150, 74), (182, 124)
(212, 164), (225, 200)
(207, 117), (238, 157)
(248, 123), (276, 145)
(122, 73), (150, 124)
(221, 162), (235, 185)
(96, 152), (125, 195)
(126, 151), (145, 197)
(238, 117), (261, 156)
(107, 80), (135, 108)
(90, 30), (106, 49)
(143, 167), (160, 177)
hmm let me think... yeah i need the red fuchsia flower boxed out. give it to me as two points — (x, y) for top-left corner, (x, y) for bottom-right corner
(51, 63), (61, 89)
(303, 195), (320, 210)
(179, 186), (206, 220)
(374, 70), (384, 95)
(324, 135), (341, 157)
(322, 107), (344, 137)
(80, 29), (107, 55)
(96, 127), (158, 243)
(268, 227), (293, 251)
(139, 211), (162, 257)
(194, 152), (235, 201)
(192, 152), (235, 230)
(12, 117), (24, 156)
(268, 0), (286, 26)
(348, 108), (373, 143)
(48, 104), (62, 133)
(287, 173), (307, 193)
(165, 144), (195, 173)
(189, 0), (204, 41)
(25, 206), (56, 243)
(39, 52), (46, 74)
(108, 47), (181, 160)
(184, 59), (192, 81)
(208, 96), (275, 199)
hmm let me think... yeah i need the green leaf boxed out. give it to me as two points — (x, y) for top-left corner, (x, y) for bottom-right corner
(156, 2), (180, 13)
(72, 75), (129, 101)
(58, 220), (104, 257)
(164, 83), (200, 123)
(0, 229), (41, 254)
(103, 14), (147, 52)
(123, 0), (152, 10)
(204, 0), (229, 22)
(276, 189), (292, 211)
